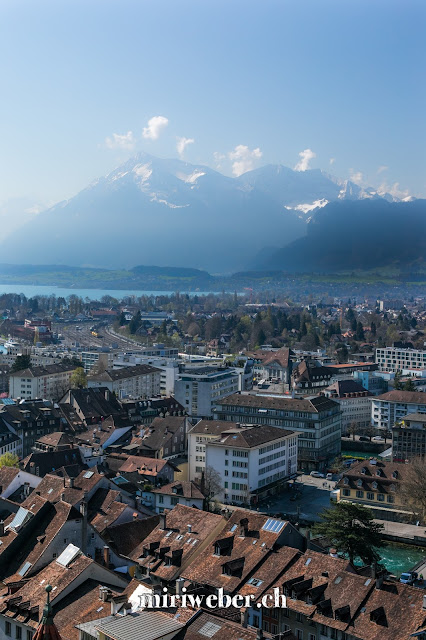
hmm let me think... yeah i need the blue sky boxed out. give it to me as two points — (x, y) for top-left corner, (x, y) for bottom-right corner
(0, 0), (424, 210)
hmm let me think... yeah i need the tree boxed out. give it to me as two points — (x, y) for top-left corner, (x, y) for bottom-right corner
(129, 311), (141, 334)
(312, 502), (385, 565)
(70, 367), (87, 389)
(0, 452), (19, 469)
(347, 421), (359, 441)
(399, 457), (426, 523)
(403, 378), (416, 392)
(202, 466), (223, 503)
(10, 354), (31, 373)
(394, 370), (402, 390)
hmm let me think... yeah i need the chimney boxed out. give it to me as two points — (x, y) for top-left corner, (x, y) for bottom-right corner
(176, 578), (185, 596)
(240, 607), (248, 628)
(187, 524), (192, 534)
(0, 521), (4, 536)
(159, 511), (167, 530)
(133, 512), (138, 521)
(375, 574), (384, 590)
(239, 517), (249, 537)
(67, 477), (74, 488)
(80, 493), (88, 554)
(103, 545), (110, 568)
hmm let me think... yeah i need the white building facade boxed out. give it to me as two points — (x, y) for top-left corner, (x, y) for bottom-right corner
(372, 390), (426, 430)
(376, 347), (426, 373)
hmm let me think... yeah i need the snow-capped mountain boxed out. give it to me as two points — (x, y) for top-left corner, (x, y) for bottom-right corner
(0, 153), (409, 272)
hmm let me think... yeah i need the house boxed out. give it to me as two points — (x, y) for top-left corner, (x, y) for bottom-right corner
(376, 346), (426, 372)
(291, 360), (333, 392)
(248, 348), (294, 386)
(0, 466), (41, 504)
(214, 393), (342, 472)
(8, 363), (75, 401)
(107, 454), (177, 487)
(119, 416), (188, 460)
(0, 546), (127, 640)
(181, 511), (305, 595)
(337, 458), (409, 521)
(32, 432), (75, 453)
(131, 504), (226, 585)
(87, 365), (161, 400)
(0, 400), (66, 457)
(60, 387), (125, 427)
(150, 481), (205, 513)
(204, 424), (298, 506)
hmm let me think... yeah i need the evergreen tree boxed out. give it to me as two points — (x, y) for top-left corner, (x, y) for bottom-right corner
(11, 354), (31, 373)
(312, 502), (385, 565)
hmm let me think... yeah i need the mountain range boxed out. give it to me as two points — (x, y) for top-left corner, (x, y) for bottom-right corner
(0, 152), (419, 274)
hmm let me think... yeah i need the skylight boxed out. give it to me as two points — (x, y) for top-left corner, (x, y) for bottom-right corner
(262, 518), (285, 533)
(56, 543), (81, 567)
(198, 622), (222, 638)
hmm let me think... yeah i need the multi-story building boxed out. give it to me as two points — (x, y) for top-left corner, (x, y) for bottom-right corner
(376, 346), (426, 373)
(353, 369), (389, 395)
(337, 458), (409, 521)
(205, 423), (298, 505)
(214, 392), (342, 471)
(0, 399), (65, 457)
(324, 379), (372, 434)
(87, 364), (161, 399)
(174, 366), (240, 418)
(392, 412), (426, 462)
(248, 347), (293, 385)
(150, 480), (205, 513)
(187, 419), (233, 482)
(371, 390), (426, 430)
(8, 363), (75, 401)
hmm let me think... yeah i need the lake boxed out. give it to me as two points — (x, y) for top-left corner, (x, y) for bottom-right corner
(0, 284), (220, 301)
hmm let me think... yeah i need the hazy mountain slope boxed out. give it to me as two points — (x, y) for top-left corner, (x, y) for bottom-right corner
(252, 199), (426, 272)
(0, 153), (405, 273)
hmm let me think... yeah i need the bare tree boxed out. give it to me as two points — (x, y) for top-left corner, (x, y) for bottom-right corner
(399, 457), (426, 524)
(203, 466), (223, 500)
(347, 421), (359, 441)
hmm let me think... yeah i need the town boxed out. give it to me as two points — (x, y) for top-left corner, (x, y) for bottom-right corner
(0, 290), (424, 640)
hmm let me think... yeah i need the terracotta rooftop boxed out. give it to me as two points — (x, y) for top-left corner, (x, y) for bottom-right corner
(216, 392), (339, 413)
(375, 390), (426, 404)
(152, 481), (206, 500)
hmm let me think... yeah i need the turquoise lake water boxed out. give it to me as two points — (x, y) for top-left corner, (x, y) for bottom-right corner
(0, 283), (221, 300)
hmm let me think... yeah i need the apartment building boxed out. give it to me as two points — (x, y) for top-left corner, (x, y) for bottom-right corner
(376, 346), (426, 373)
(337, 458), (409, 521)
(371, 390), (426, 430)
(214, 393), (342, 472)
(187, 419), (232, 482)
(324, 379), (372, 434)
(392, 412), (426, 462)
(205, 424), (298, 505)
(174, 366), (240, 418)
(87, 364), (161, 399)
(8, 363), (75, 401)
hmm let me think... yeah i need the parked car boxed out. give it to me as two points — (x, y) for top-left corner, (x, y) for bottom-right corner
(400, 572), (418, 585)
(310, 471), (325, 478)
(326, 473), (333, 481)
(359, 436), (371, 442)
(372, 435), (384, 441)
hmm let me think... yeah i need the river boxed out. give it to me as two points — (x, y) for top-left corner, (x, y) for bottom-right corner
(0, 284), (219, 300)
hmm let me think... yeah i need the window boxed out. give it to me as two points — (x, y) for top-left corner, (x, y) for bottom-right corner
(296, 630), (303, 640)
(171, 497), (179, 506)
(16, 627), (22, 640)
(309, 635), (316, 640)
(377, 494), (385, 502)
(343, 488), (350, 497)
(26, 632), (33, 640)
(367, 492), (374, 500)
(320, 626), (328, 637)
(356, 490), (364, 498)
(158, 495), (164, 504)
(5, 622), (11, 637)
(296, 613), (303, 622)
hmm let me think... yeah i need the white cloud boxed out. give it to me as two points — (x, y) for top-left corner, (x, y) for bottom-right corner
(377, 165), (389, 174)
(329, 157), (336, 165)
(228, 145), (262, 176)
(378, 181), (412, 201)
(105, 131), (135, 150)
(294, 148), (316, 171)
(142, 115), (169, 140)
(176, 136), (194, 157)
(349, 169), (364, 185)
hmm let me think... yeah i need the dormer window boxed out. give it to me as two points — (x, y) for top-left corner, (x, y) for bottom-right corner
(390, 484), (396, 492)
(392, 470), (399, 479)
(372, 481), (378, 490)
(357, 479), (363, 487)
(361, 467), (366, 474)
(376, 469), (382, 477)
(344, 477), (349, 485)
